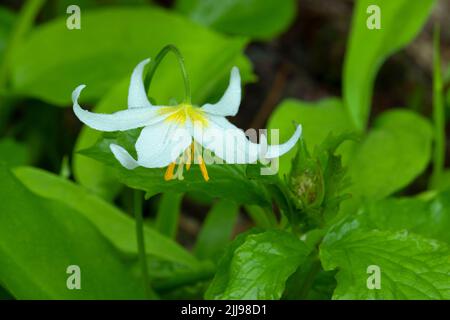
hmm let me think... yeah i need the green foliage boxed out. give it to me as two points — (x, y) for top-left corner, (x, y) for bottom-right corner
(356, 190), (450, 244)
(175, 0), (296, 39)
(347, 109), (433, 202)
(320, 221), (450, 299)
(206, 229), (310, 299)
(80, 130), (271, 206)
(288, 133), (354, 227)
(11, 7), (251, 106)
(194, 200), (239, 260)
(0, 138), (29, 166)
(0, 0), (446, 301)
(0, 164), (145, 299)
(267, 98), (354, 177)
(13, 166), (199, 268)
(343, 0), (435, 130)
(156, 192), (183, 239)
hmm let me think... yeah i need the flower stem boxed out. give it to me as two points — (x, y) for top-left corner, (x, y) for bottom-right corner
(0, 0), (46, 89)
(144, 44), (192, 104)
(431, 24), (446, 188)
(133, 189), (157, 299)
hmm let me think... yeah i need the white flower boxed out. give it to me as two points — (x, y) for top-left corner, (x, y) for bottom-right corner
(72, 59), (302, 181)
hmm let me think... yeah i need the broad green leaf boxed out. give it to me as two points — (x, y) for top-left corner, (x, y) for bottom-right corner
(0, 138), (29, 166)
(267, 98), (355, 177)
(155, 192), (183, 239)
(175, 0), (296, 39)
(347, 109), (432, 202)
(356, 190), (450, 244)
(344, 0), (435, 130)
(0, 164), (145, 299)
(11, 7), (250, 106)
(13, 166), (199, 268)
(80, 130), (271, 206)
(320, 221), (450, 299)
(194, 199), (239, 260)
(206, 229), (310, 299)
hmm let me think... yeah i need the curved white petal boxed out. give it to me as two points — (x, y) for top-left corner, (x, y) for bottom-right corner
(192, 115), (301, 164)
(200, 67), (241, 117)
(128, 58), (152, 108)
(264, 124), (302, 158)
(72, 85), (168, 132)
(110, 144), (139, 170)
(135, 122), (192, 168)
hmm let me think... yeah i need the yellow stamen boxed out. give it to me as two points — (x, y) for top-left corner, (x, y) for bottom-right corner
(197, 154), (209, 182)
(164, 162), (176, 181)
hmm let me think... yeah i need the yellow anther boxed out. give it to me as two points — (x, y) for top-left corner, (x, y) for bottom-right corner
(164, 162), (176, 181)
(197, 154), (209, 182)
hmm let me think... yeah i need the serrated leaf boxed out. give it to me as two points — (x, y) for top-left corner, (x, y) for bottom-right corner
(320, 222), (450, 299)
(206, 229), (310, 300)
(357, 190), (450, 244)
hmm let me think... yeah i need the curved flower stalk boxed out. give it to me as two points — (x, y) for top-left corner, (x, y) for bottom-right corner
(72, 58), (302, 181)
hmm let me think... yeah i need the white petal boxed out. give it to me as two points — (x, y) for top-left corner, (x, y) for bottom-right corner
(110, 144), (139, 170)
(128, 58), (152, 108)
(135, 122), (192, 168)
(192, 115), (301, 164)
(264, 124), (302, 159)
(72, 85), (168, 132)
(200, 67), (241, 117)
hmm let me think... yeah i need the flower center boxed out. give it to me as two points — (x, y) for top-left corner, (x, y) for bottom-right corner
(158, 103), (208, 127)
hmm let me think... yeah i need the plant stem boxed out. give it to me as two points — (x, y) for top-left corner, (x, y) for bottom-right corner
(0, 0), (46, 89)
(144, 44), (192, 104)
(133, 190), (157, 299)
(431, 24), (446, 187)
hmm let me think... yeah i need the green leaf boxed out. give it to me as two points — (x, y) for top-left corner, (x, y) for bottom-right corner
(343, 0), (435, 130)
(80, 130), (271, 206)
(320, 221), (450, 299)
(11, 6), (250, 106)
(175, 0), (296, 39)
(0, 138), (29, 166)
(194, 199), (239, 260)
(347, 109), (433, 202)
(267, 98), (355, 177)
(13, 166), (199, 269)
(155, 192), (183, 239)
(356, 190), (450, 244)
(0, 164), (145, 299)
(206, 229), (310, 299)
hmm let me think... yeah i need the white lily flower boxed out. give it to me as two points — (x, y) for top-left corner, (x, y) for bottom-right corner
(73, 58), (302, 181)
